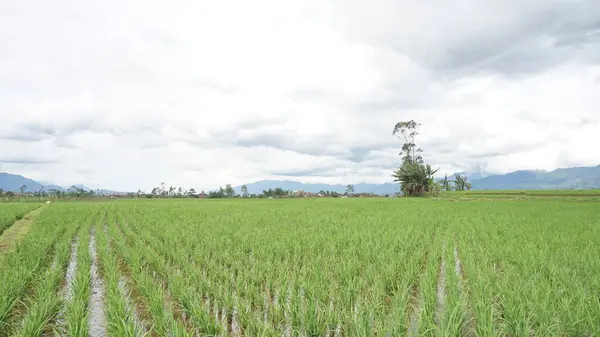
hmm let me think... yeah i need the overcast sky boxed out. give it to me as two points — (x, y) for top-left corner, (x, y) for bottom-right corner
(1, 0), (599, 191)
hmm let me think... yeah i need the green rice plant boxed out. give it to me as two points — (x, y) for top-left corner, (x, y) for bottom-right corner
(4, 197), (598, 335)
(107, 217), (192, 336)
(0, 204), (88, 336)
(13, 225), (79, 337)
(94, 215), (145, 337)
(61, 211), (94, 337)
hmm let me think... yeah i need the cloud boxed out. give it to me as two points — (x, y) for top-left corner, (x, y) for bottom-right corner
(0, 158), (58, 165)
(333, 0), (600, 75)
(1, 0), (599, 191)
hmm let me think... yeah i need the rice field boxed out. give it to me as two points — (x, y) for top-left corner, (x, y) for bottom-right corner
(0, 197), (599, 336)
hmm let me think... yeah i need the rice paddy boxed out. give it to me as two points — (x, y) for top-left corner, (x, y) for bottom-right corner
(0, 196), (599, 336)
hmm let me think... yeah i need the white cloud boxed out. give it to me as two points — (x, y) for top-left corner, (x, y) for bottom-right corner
(1, 0), (599, 191)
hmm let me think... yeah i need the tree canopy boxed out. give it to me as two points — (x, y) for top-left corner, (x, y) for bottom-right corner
(392, 120), (439, 197)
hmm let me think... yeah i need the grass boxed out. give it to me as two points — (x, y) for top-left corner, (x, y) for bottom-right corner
(0, 205), (45, 256)
(0, 203), (39, 237)
(0, 197), (599, 335)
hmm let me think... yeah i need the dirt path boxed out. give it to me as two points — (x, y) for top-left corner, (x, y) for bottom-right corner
(0, 205), (45, 254)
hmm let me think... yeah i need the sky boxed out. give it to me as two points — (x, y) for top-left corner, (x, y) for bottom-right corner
(1, 0), (600, 192)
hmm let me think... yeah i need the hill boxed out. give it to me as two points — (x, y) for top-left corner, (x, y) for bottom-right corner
(3, 165), (600, 195)
(0, 172), (121, 194)
(0, 173), (64, 193)
(238, 165), (600, 194)
(470, 165), (600, 190)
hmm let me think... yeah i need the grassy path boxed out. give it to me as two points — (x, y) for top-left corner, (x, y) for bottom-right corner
(0, 205), (45, 254)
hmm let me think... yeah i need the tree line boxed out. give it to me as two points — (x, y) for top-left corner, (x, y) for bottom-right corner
(142, 183), (359, 199)
(0, 185), (101, 199)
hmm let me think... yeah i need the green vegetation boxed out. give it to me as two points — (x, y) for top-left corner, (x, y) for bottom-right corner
(392, 120), (441, 197)
(0, 197), (598, 336)
(0, 204), (38, 236)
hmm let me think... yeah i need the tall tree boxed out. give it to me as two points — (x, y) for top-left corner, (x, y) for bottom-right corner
(391, 120), (439, 196)
(224, 184), (235, 198)
(241, 185), (248, 197)
(440, 174), (451, 191)
(453, 173), (469, 191)
(346, 184), (354, 195)
(393, 120), (423, 165)
(20, 184), (27, 195)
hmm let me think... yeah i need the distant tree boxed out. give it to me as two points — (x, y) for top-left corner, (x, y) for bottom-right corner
(453, 174), (469, 191)
(262, 189), (272, 197)
(224, 184), (235, 198)
(241, 185), (248, 198)
(20, 184), (27, 195)
(188, 188), (197, 196)
(393, 120), (423, 165)
(346, 184), (354, 195)
(208, 189), (225, 198)
(0, 188), (3, 197)
(440, 174), (451, 191)
(273, 187), (287, 197)
(392, 120), (439, 196)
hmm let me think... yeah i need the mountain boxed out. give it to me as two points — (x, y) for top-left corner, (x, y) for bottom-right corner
(0, 173), (63, 193)
(470, 165), (600, 190)
(235, 180), (400, 195)
(238, 165), (600, 194)
(0, 172), (122, 194)
(3, 165), (600, 196)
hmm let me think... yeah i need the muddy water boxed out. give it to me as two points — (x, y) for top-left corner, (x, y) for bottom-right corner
(54, 236), (80, 334)
(231, 293), (241, 335)
(89, 229), (107, 337)
(117, 277), (147, 335)
(408, 292), (423, 337)
(64, 236), (79, 301)
(453, 245), (476, 337)
(283, 287), (292, 337)
(327, 297), (342, 337)
(299, 287), (306, 337)
(435, 249), (446, 326)
(453, 246), (463, 291)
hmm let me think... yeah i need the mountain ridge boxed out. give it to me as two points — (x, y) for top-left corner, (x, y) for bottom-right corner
(237, 165), (600, 194)
(2, 164), (600, 195)
(0, 173), (120, 194)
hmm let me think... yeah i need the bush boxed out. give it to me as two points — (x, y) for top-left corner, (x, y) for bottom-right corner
(425, 181), (441, 197)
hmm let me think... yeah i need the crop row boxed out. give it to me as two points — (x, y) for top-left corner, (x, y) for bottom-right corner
(104, 198), (599, 336)
(1, 197), (599, 336)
